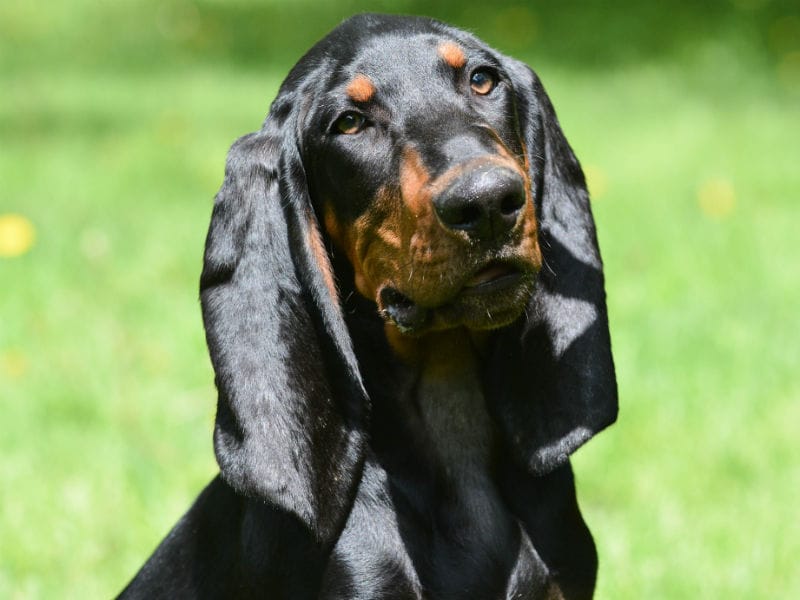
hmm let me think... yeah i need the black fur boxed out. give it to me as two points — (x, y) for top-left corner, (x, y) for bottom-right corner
(119, 14), (616, 599)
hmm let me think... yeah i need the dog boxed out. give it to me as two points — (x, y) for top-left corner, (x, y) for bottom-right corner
(119, 13), (617, 599)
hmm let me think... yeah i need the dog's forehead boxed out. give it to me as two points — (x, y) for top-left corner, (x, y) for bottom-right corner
(352, 33), (450, 69)
(338, 33), (487, 95)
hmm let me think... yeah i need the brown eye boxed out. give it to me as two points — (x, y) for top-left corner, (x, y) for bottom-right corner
(334, 112), (366, 134)
(470, 68), (496, 95)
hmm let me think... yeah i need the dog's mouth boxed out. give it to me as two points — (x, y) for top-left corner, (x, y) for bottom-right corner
(378, 260), (534, 334)
(462, 261), (523, 294)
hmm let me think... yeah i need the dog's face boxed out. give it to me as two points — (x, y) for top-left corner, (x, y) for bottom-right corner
(304, 34), (542, 335)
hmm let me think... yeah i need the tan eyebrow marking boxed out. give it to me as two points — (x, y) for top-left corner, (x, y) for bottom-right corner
(346, 74), (376, 103)
(437, 41), (467, 69)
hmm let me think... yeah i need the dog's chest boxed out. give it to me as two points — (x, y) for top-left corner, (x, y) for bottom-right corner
(322, 365), (553, 599)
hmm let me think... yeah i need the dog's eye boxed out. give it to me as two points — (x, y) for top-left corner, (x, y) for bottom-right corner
(333, 112), (366, 135)
(470, 68), (496, 95)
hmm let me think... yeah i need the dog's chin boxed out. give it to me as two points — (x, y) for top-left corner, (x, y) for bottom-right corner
(378, 264), (536, 336)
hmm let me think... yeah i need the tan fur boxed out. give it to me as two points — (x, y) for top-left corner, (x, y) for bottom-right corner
(305, 208), (339, 302)
(346, 74), (376, 103)
(322, 141), (541, 343)
(438, 41), (467, 69)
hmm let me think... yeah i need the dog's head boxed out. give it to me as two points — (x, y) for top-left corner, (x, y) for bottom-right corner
(302, 27), (541, 335)
(200, 14), (617, 545)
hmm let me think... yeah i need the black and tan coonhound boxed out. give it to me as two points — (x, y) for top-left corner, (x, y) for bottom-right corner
(120, 14), (617, 600)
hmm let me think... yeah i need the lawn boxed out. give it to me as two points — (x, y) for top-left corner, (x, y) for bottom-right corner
(1, 0), (798, 597)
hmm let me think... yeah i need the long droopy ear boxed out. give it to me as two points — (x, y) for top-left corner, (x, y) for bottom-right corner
(199, 108), (368, 546)
(487, 59), (618, 475)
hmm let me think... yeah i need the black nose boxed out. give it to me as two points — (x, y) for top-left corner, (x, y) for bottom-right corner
(432, 165), (526, 242)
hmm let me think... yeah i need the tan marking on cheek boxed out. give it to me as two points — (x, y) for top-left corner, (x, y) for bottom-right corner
(520, 140), (532, 176)
(324, 206), (366, 273)
(322, 204), (346, 253)
(323, 192), (404, 302)
(346, 74), (376, 103)
(305, 212), (339, 302)
(437, 41), (467, 69)
(357, 188), (407, 300)
(514, 160), (542, 270)
(513, 141), (542, 267)
(375, 222), (402, 250)
(522, 194), (542, 267)
(322, 203), (367, 295)
(350, 215), (378, 298)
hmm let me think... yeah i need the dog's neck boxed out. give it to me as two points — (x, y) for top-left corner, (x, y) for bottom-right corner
(344, 313), (529, 590)
(363, 322), (500, 474)
(388, 328), (522, 588)
(412, 331), (508, 533)
(402, 329), (494, 470)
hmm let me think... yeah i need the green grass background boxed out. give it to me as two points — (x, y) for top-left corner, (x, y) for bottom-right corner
(1, 0), (798, 597)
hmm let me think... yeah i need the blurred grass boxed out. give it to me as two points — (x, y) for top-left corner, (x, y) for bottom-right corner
(1, 0), (798, 598)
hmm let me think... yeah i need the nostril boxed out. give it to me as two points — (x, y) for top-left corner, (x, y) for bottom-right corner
(452, 204), (482, 228)
(500, 191), (525, 216)
(434, 195), (485, 231)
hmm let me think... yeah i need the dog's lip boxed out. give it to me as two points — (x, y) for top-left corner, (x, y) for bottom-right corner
(462, 261), (521, 293)
(378, 287), (430, 333)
